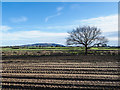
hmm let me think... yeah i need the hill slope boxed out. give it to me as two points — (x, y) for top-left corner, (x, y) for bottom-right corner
(21, 43), (65, 47)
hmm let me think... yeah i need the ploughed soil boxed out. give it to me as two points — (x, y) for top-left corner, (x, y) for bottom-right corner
(1, 55), (120, 90)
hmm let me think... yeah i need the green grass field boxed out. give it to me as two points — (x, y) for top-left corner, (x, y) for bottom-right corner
(1, 46), (120, 51)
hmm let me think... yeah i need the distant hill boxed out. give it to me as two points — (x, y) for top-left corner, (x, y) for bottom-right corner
(21, 43), (65, 47)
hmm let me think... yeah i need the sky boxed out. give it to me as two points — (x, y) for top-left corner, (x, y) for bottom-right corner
(1, 2), (118, 46)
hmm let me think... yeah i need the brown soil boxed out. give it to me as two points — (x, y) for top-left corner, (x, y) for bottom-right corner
(1, 55), (120, 90)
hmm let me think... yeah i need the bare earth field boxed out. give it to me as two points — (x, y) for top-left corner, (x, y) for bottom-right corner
(1, 55), (120, 90)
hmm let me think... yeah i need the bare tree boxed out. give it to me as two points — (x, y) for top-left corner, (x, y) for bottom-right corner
(95, 36), (108, 47)
(66, 26), (108, 55)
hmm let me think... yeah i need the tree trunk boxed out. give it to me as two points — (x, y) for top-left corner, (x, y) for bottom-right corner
(85, 45), (88, 55)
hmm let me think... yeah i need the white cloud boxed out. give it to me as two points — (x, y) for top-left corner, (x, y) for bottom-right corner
(45, 6), (64, 22)
(45, 13), (61, 22)
(10, 16), (28, 23)
(1, 30), (68, 46)
(57, 7), (64, 12)
(1, 30), (68, 40)
(108, 37), (118, 41)
(44, 14), (117, 33)
(0, 25), (12, 31)
(76, 14), (118, 33)
(2, 14), (118, 46)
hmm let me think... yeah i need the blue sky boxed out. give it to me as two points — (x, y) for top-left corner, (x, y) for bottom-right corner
(1, 2), (118, 46)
